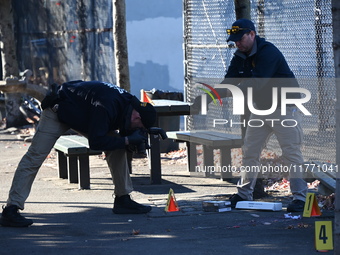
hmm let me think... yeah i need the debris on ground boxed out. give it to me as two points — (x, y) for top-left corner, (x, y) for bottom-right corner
(284, 213), (301, 220)
(164, 147), (337, 210)
(163, 148), (187, 165)
(317, 193), (335, 210)
(265, 178), (290, 192)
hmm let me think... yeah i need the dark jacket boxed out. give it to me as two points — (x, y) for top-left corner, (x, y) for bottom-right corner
(57, 80), (134, 151)
(221, 36), (300, 110)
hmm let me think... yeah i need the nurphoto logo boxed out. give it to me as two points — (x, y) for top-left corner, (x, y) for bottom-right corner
(195, 82), (312, 128)
(198, 83), (312, 116)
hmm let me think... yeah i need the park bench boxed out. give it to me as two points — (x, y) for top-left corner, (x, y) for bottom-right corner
(53, 132), (165, 188)
(166, 130), (243, 180)
(54, 130), (242, 188)
(54, 135), (102, 189)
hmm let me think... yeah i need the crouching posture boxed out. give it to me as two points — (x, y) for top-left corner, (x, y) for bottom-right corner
(0, 80), (157, 227)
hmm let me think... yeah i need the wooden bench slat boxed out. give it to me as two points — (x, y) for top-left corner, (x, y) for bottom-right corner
(54, 144), (88, 155)
(54, 135), (88, 154)
(168, 131), (242, 148)
(54, 135), (101, 155)
(58, 135), (90, 146)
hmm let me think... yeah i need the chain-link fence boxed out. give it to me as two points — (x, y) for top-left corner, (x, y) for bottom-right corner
(184, 0), (336, 163)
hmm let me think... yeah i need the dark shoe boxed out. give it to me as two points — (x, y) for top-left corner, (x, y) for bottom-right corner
(0, 205), (33, 227)
(287, 200), (305, 212)
(253, 179), (270, 199)
(113, 195), (152, 214)
(229, 194), (245, 208)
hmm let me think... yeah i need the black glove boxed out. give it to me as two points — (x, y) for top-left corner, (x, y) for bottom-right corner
(127, 129), (147, 145)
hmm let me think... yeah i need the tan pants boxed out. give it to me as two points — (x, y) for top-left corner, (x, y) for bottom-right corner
(7, 108), (133, 210)
(237, 106), (307, 201)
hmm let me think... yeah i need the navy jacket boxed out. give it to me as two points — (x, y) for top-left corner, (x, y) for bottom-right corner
(57, 80), (134, 151)
(221, 36), (300, 110)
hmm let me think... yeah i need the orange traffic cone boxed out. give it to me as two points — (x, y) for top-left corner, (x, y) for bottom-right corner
(165, 188), (180, 212)
(168, 196), (180, 212)
(141, 90), (154, 105)
(310, 203), (321, 217)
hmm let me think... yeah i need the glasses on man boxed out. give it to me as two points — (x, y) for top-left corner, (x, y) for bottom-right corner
(226, 26), (251, 35)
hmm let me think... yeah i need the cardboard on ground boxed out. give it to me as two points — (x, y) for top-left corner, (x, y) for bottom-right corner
(202, 200), (231, 212)
(235, 201), (282, 211)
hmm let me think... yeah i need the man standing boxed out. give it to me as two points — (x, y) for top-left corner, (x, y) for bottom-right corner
(0, 80), (157, 227)
(195, 19), (307, 212)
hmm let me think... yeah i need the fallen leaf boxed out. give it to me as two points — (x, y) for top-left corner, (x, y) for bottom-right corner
(132, 229), (140, 235)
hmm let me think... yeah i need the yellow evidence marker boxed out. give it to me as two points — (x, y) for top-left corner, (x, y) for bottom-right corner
(315, 221), (333, 252)
(303, 193), (321, 217)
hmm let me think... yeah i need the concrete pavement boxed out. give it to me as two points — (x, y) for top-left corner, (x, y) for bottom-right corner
(0, 130), (335, 255)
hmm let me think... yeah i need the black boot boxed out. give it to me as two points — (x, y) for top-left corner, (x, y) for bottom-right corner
(113, 195), (152, 214)
(287, 200), (305, 212)
(253, 179), (270, 199)
(0, 205), (33, 227)
(229, 194), (245, 208)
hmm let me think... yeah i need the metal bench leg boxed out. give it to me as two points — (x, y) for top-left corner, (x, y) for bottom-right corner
(187, 142), (205, 177)
(220, 147), (233, 181)
(187, 142), (195, 174)
(78, 155), (90, 189)
(57, 150), (68, 179)
(68, 155), (78, 183)
(149, 134), (162, 184)
(203, 145), (215, 178)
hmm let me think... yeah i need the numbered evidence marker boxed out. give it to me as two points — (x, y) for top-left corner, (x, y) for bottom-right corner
(315, 221), (333, 251)
(303, 193), (321, 217)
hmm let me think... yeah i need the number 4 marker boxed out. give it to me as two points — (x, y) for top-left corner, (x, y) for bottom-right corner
(315, 221), (333, 251)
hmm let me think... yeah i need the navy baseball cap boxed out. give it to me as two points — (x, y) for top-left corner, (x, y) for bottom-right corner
(227, 19), (256, 42)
